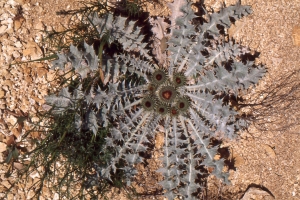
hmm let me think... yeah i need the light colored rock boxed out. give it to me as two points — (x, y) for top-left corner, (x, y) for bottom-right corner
(1, 18), (13, 25)
(31, 116), (39, 122)
(5, 114), (17, 126)
(292, 26), (300, 47)
(15, 41), (23, 48)
(262, 144), (276, 159)
(0, 13), (9, 21)
(3, 80), (13, 89)
(53, 193), (59, 200)
(2, 85), (9, 91)
(0, 149), (4, 162)
(6, 7), (17, 16)
(34, 21), (44, 30)
(0, 25), (7, 34)
(22, 2), (31, 11)
(7, 193), (14, 200)
(12, 50), (21, 58)
(0, 33), (8, 40)
(0, 69), (9, 77)
(0, 89), (5, 98)
(14, 16), (25, 31)
(26, 190), (35, 199)
(15, 0), (30, 5)
(13, 162), (24, 170)
(22, 46), (42, 60)
(7, 0), (18, 6)
(1, 180), (11, 189)
(23, 41), (42, 60)
(35, 6), (43, 14)
(20, 27), (29, 35)
(0, 142), (6, 153)
(25, 41), (38, 48)
(6, 45), (17, 53)
(29, 171), (40, 179)
(5, 26), (13, 34)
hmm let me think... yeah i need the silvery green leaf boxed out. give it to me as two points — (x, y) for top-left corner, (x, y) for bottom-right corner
(48, 1), (266, 198)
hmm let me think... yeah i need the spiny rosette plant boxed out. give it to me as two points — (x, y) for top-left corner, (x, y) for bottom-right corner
(46, 0), (266, 199)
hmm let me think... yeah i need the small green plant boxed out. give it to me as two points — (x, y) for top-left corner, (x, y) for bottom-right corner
(122, 0), (144, 16)
(3, 76), (129, 199)
(2, 1), (147, 199)
(23, 111), (119, 199)
(43, 0), (144, 51)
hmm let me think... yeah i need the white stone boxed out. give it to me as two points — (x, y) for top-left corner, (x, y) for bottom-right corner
(22, 3), (30, 11)
(1, 18), (13, 25)
(29, 98), (35, 105)
(12, 50), (20, 58)
(0, 142), (6, 153)
(0, 13), (9, 21)
(10, 36), (17, 42)
(6, 45), (17, 52)
(29, 171), (40, 179)
(34, 21), (44, 30)
(6, 7), (17, 16)
(26, 190), (35, 199)
(7, 0), (17, 6)
(2, 85), (8, 91)
(15, 41), (22, 48)
(0, 25), (7, 34)
(6, 114), (17, 126)
(3, 53), (13, 63)
(53, 193), (59, 200)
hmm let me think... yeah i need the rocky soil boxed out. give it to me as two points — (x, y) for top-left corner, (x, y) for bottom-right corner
(0, 0), (299, 199)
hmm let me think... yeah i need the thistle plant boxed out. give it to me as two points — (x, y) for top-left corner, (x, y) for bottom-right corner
(47, 0), (266, 199)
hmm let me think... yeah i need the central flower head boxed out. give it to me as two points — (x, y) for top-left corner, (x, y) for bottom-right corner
(162, 90), (172, 100)
(140, 69), (190, 116)
(157, 85), (177, 104)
